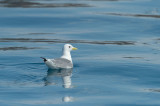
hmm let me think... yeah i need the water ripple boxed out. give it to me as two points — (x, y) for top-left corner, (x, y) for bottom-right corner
(0, 0), (91, 8)
(103, 12), (160, 19)
(0, 38), (136, 45)
(0, 47), (42, 51)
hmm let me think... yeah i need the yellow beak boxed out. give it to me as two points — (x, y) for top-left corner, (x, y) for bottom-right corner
(72, 47), (78, 50)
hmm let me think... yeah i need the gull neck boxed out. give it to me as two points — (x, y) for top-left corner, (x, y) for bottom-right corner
(61, 50), (72, 63)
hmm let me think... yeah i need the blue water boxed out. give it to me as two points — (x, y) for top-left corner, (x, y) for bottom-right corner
(1, 0), (160, 105)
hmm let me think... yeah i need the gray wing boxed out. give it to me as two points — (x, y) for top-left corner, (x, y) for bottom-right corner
(50, 58), (73, 68)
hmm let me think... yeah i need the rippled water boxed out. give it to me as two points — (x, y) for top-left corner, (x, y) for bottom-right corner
(1, 0), (160, 105)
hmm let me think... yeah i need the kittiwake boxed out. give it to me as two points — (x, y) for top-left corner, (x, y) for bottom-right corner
(41, 44), (77, 69)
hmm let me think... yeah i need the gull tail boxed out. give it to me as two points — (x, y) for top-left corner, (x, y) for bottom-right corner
(40, 57), (47, 62)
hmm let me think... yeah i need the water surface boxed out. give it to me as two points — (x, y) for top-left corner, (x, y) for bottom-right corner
(1, 0), (160, 105)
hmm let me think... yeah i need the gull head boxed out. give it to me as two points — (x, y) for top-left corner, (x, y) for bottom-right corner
(63, 44), (77, 52)
(61, 44), (77, 62)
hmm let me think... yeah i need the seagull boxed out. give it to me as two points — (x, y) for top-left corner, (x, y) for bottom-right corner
(41, 44), (77, 69)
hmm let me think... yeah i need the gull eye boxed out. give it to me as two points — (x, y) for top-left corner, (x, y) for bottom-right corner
(69, 46), (71, 48)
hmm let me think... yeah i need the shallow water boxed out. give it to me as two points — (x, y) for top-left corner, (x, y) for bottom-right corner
(1, 0), (160, 105)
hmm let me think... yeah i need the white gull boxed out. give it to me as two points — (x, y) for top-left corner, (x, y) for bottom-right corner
(41, 44), (77, 69)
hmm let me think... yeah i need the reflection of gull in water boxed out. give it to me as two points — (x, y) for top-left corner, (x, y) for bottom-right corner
(41, 44), (77, 69)
(44, 68), (73, 88)
(62, 96), (74, 102)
